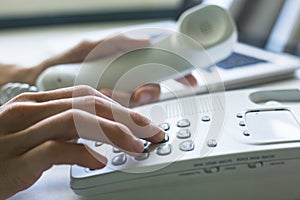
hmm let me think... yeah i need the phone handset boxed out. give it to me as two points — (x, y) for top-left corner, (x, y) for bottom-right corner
(36, 4), (237, 92)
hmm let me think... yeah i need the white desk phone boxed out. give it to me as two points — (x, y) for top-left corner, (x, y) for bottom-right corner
(1, 4), (300, 200)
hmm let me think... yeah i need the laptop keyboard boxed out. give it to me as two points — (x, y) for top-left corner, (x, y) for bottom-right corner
(217, 52), (267, 70)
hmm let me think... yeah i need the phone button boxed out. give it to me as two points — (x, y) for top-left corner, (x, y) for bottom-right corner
(112, 154), (127, 166)
(239, 121), (246, 127)
(204, 167), (220, 174)
(236, 113), (243, 118)
(157, 144), (172, 156)
(135, 152), (150, 161)
(243, 130), (251, 137)
(177, 119), (190, 128)
(177, 129), (191, 139)
(95, 141), (103, 147)
(201, 116), (211, 122)
(248, 162), (263, 169)
(113, 147), (122, 153)
(160, 133), (170, 143)
(85, 168), (99, 173)
(179, 140), (194, 151)
(207, 139), (217, 148)
(159, 123), (170, 131)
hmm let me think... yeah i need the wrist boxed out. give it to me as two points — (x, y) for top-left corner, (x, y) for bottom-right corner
(6, 66), (41, 86)
(0, 64), (27, 86)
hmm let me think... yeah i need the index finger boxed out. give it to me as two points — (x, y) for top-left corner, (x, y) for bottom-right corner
(11, 85), (118, 105)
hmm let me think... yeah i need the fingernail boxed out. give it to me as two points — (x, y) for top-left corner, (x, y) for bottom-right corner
(100, 89), (112, 96)
(151, 130), (166, 143)
(95, 162), (106, 170)
(133, 140), (145, 153)
(138, 92), (154, 105)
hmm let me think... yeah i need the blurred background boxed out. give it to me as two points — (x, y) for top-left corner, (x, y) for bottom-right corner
(0, 0), (299, 56)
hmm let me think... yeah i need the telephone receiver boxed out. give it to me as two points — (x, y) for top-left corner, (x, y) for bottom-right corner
(36, 4), (237, 92)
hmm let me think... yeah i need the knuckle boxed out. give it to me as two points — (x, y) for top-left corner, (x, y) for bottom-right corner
(75, 94), (108, 112)
(40, 141), (66, 168)
(111, 123), (124, 133)
(83, 95), (98, 105)
(61, 109), (87, 128)
(30, 91), (49, 101)
(130, 111), (150, 126)
(112, 123), (131, 139)
(0, 102), (39, 134)
(69, 109), (84, 118)
(95, 96), (109, 108)
(76, 143), (87, 153)
(84, 96), (106, 110)
(107, 123), (135, 149)
(61, 109), (77, 122)
(4, 102), (34, 114)
(54, 109), (78, 131)
(12, 92), (36, 102)
(74, 85), (97, 96)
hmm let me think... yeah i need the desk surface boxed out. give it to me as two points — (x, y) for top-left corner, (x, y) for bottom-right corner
(2, 21), (300, 200)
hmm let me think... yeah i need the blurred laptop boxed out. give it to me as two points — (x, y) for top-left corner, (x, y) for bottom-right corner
(160, 40), (300, 100)
(159, 0), (300, 99)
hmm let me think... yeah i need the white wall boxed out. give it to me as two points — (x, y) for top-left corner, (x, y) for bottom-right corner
(0, 0), (182, 18)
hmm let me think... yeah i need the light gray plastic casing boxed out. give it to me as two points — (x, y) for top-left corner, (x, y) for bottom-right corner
(71, 88), (300, 199)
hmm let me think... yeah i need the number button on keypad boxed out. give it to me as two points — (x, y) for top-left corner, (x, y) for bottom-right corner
(159, 123), (170, 131)
(179, 140), (194, 152)
(134, 152), (150, 161)
(157, 144), (172, 156)
(112, 154), (127, 166)
(176, 129), (191, 139)
(177, 119), (190, 128)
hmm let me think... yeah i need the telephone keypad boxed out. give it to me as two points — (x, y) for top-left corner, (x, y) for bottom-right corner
(88, 116), (211, 168)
